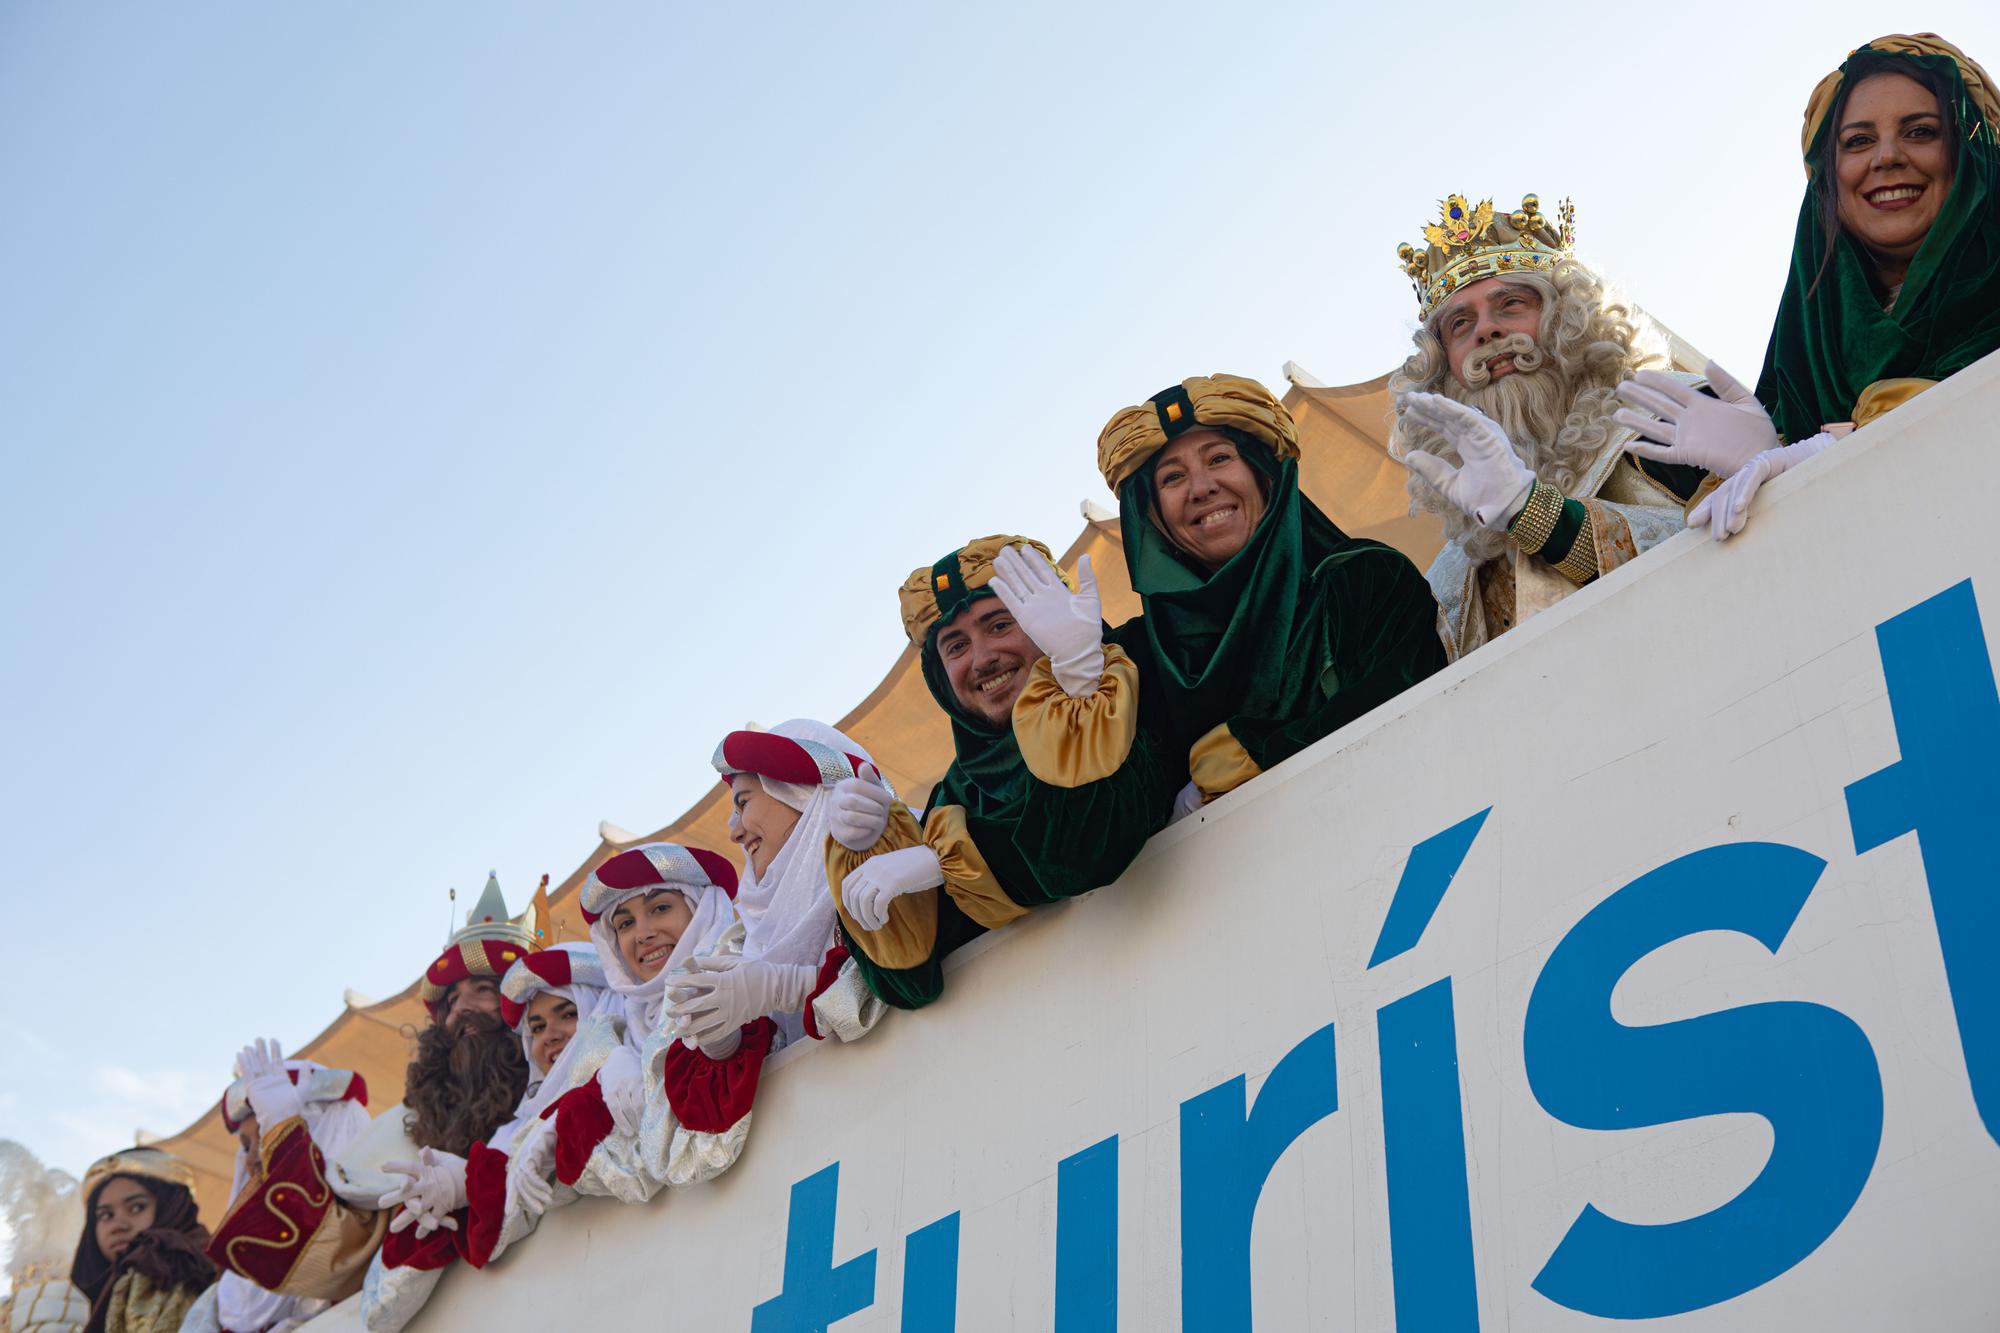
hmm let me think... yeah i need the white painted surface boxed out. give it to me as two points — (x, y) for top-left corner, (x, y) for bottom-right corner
(310, 351), (2000, 1331)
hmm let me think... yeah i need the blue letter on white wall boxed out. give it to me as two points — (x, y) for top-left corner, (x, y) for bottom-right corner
(1179, 1024), (1338, 1332)
(1523, 842), (1883, 1318)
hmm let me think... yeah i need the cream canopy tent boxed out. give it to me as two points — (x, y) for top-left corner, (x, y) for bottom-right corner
(147, 369), (1448, 1221)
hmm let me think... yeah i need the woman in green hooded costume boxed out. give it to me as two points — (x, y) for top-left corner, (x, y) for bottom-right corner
(823, 535), (1176, 1009)
(1615, 34), (2000, 540)
(1091, 374), (1445, 807)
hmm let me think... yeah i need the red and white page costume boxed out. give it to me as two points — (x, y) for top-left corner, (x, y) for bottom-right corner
(708, 719), (891, 1047)
(547, 842), (757, 1202)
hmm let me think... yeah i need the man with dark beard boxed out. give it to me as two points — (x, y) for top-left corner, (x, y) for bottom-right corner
(1389, 194), (1709, 660)
(205, 874), (539, 1308)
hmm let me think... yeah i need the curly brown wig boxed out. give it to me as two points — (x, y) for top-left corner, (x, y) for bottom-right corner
(401, 1010), (530, 1155)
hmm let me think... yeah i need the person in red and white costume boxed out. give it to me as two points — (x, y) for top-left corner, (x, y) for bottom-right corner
(537, 842), (756, 1203)
(670, 718), (891, 1053)
(356, 944), (621, 1333)
(179, 1056), (369, 1333)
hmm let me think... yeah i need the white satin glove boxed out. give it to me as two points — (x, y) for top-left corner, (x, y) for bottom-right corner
(236, 1038), (303, 1127)
(1687, 432), (1835, 541)
(379, 1148), (467, 1236)
(989, 545), (1105, 699)
(666, 955), (816, 1046)
(1615, 361), (1779, 479)
(840, 844), (945, 932)
(828, 763), (894, 852)
(505, 1121), (557, 1221)
(598, 1052), (645, 1137)
(1167, 780), (1205, 824)
(1397, 393), (1536, 530)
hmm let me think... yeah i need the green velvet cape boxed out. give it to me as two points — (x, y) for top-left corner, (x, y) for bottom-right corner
(1757, 43), (2000, 441)
(1115, 437), (1445, 773)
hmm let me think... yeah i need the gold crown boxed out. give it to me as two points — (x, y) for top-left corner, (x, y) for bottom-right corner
(1397, 193), (1575, 319)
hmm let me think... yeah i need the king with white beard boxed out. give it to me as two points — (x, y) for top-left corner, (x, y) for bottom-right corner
(1388, 194), (1711, 660)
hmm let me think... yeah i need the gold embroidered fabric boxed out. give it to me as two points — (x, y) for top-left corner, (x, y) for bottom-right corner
(1096, 374), (1299, 489)
(252, 1118), (386, 1302)
(1853, 377), (1937, 426)
(1010, 644), (1139, 789)
(897, 534), (1059, 646)
(926, 804), (1028, 930)
(1189, 722), (1261, 801)
(825, 803), (939, 969)
(102, 1271), (200, 1333)
(1802, 34), (1998, 163)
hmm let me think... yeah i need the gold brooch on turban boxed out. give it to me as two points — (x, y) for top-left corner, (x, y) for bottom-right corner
(898, 534), (1065, 647)
(1096, 374), (1298, 492)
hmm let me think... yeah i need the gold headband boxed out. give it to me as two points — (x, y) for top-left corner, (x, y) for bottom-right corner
(83, 1148), (196, 1201)
(898, 534), (1062, 646)
(1096, 374), (1297, 491)
(1802, 33), (2000, 166)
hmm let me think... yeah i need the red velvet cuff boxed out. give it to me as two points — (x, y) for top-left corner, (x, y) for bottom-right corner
(801, 946), (850, 1042)
(205, 1119), (332, 1290)
(550, 1075), (615, 1186)
(382, 1216), (461, 1272)
(661, 1017), (777, 1132)
(459, 1140), (510, 1269)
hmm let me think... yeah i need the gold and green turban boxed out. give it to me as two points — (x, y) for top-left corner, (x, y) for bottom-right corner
(897, 534), (1062, 647)
(1801, 33), (1999, 168)
(1095, 374), (1298, 492)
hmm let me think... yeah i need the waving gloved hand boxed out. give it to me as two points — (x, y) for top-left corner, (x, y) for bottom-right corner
(1397, 393), (1536, 530)
(1686, 432), (1836, 541)
(505, 1121), (557, 1220)
(840, 844), (945, 933)
(666, 956), (816, 1047)
(236, 1038), (303, 1127)
(379, 1148), (468, 1237)
(1615, 361), (1779, 479)
(989, 545), (1105, 699)
(828, 762), (894, 852)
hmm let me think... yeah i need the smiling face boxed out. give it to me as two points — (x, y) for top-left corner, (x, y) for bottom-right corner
(1151, 428), (1268, 570)
(443, 976), (504, 1037)
(1833, 71), (1952, 285)
(728, 774), (803, 878)
(935, 598), (1037, 727)
(523, 990), (579, 1074)
(610, 888), (694, 981)
(1436, 278), (1545, 386)
(92, 1176), (156, 1263)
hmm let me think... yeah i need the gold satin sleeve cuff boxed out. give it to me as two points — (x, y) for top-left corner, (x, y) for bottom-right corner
(925, 803), (1029, 930)
(1010, 643), (1140, 789)
(1189, 722), (1261, 801)
(1852, 377), (1936, 427)
(825, 805), (939, 971)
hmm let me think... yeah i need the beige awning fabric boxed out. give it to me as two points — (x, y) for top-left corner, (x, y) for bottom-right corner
(147, 367), (1442, 1224)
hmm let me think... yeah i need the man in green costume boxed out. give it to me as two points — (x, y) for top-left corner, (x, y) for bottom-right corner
(823, 535), (1174, 1009)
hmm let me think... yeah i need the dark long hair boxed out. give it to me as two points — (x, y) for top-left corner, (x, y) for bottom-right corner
(70, 1174), (215, 1333)
(402, 1010), (530, 1154)
(1810, 52), (1964, 295)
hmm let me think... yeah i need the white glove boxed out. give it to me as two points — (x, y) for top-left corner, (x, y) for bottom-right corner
(599, 1054), (644, 1137)
(989, 545), (1105, 699)
(840, 844), (946, 933)
(1167, 780), (1205, 824)
(695, 1025), (744, 1060)
(665, 955), (816, 1046)
(1397, 393), (1536, 530)
(1615, 361), (1779, 479)
(505, 1121), (556, 1221)
(828, 763), (894, 852)
(236, 1038), (304, 1127)
(1687, 432), (1835, 541)
(379, 1148), (467, 1237)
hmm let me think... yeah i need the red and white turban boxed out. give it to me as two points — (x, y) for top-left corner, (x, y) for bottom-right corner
(499, 944), (612, 1029)
(417, 872), (541, 1017)
(496, 941), (620, 1144)
(711, 718), (889, 1045)
(581, 842), (740, 1043)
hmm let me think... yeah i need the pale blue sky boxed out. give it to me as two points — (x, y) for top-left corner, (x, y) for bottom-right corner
(4, 1), (1995, 1186)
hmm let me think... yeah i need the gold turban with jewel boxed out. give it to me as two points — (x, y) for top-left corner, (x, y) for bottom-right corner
(83, 1148), (196, 1200)
(1096, 374), (1298, 491)
(1801, 33), (2000, 167)
(898, 534), (1064, 647)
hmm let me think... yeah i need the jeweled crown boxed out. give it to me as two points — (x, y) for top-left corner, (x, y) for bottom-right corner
(1397, 193), (1576, 319)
